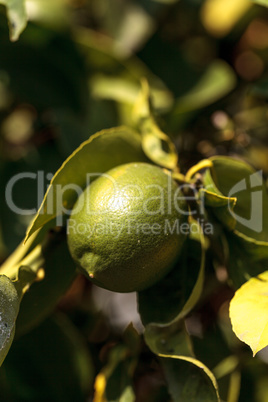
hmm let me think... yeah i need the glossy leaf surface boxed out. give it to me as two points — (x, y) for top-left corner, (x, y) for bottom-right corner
(230, 270), (268, 356)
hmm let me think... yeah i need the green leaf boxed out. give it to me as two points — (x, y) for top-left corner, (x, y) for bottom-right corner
(251, 0), (268, 6)
(204, 156), (268, 287)
(123, 323), (141, 355)
(213, 356), (240, 382)
(15, 264), (39, 291)
(94, 0), (152, 59)
(226, 230), (268, 288)
(144, 321), (194, 357)
(22, 0), (70, 29)
(105, 358), (136, 402)
(202, 167), (237, 231)
(0, 0), (27, 41)
(25, 126), (147, 242)
(0, 314), (94, 401)
(160, 355), (221, 402)
(119, 386), (136, 402)
(76, 28), (173, 113)
(0, 218), (58, 284)
(229, 270), (268, 356)
(174, 60), (236, 113)
(91, 75), (140, 105)
(191, 322), (239, 400)
(201, 189), (236, 209)
(192, 323), (236, 373)
(141, 127), (178, 170)
(138, 219), (205, 326)
(90, 75), (173, 113)
(200, 189), (237, 235)
(133, 79), (178, 170)
(0, 275), (20, 366)
(203, 156), (268, 241)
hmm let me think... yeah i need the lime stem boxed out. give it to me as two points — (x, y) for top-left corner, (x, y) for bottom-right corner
(185, 159), (213, 182)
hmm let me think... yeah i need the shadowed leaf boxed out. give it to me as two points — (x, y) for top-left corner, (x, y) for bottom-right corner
(160, 355), (221, 402)
(203, 156), (268, 241)
(0, 314), (94, 401)
(93, 325), (140, 402)
(226, 230), (268, 288)
(138, 219), (205, 326)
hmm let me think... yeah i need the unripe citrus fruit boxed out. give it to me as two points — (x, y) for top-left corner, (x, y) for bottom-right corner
(67, 162), (188, 293)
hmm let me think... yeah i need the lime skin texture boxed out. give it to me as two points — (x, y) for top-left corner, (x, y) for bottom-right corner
(67, 162), (188, 293)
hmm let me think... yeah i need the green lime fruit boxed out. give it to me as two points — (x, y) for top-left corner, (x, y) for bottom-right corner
(67, 162), (188, 293)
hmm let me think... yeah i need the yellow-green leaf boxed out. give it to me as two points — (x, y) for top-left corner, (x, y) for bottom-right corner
(173, 60), (236, 114)
(141, 127), (178, 170)
(0, 0), (27, 41)
(252, 0), (268, 7)
(133, 79), (178, 170)
(229, 270), (268, 356)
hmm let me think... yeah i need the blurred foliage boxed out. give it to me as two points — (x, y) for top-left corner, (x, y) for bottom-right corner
(0, 0), (268, 401)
